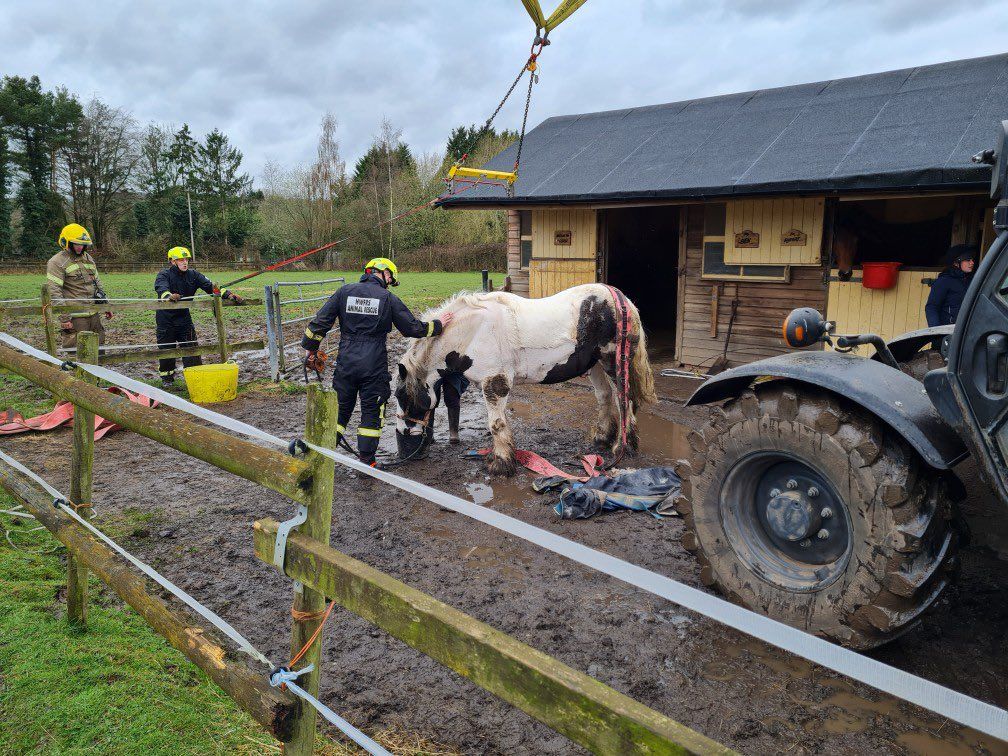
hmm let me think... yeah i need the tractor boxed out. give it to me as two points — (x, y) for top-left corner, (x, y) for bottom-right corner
(677, 121), (1008, 649)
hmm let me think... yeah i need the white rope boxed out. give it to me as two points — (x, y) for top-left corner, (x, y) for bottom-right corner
(271, 666), (391, 756)
(1, 331), (1006, 742)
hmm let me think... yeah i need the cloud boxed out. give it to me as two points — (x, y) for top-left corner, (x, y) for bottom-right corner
(1, 0), (1005, 184)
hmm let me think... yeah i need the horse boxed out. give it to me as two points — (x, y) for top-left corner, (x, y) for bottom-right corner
(394, 284), (658, 476)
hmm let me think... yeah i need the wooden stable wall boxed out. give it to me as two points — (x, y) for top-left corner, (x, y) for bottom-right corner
(506, 210), (529, 297)
(677, 204), (828, 368)
(826, 269), (933, 343)
(724, 197), (825, 266)
(528, 208), (597, 298)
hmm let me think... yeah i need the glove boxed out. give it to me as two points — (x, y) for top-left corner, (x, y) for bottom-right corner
(60, 320), (73, 332)
(230, 294), (246, 305)
(305, 349), (328, 374)
(104, 312), (114, 320)
(169, 293), (181, 302)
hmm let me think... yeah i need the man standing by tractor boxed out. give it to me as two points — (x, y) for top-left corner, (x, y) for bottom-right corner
(925, 244), (977, 326)
(46, 223), (112, 348)
(301, 257), (454, 468)
(154, 246), (245, 387)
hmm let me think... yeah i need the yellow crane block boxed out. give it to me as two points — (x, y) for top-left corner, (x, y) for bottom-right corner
(446, 164), (518, 185)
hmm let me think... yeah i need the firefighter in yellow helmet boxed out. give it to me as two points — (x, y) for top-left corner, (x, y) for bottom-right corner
(46, 223), (112, 348)
(153, 246), (245, 386)
(301, 257), (453, 467)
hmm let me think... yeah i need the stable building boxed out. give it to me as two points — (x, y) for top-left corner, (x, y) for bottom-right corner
(440, 53), (1007, 369)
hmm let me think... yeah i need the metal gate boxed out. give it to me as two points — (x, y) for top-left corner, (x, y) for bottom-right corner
(264, 277), (345, 381)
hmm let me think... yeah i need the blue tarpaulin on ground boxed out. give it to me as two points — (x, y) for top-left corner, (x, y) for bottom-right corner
(549, 467), (681, 520)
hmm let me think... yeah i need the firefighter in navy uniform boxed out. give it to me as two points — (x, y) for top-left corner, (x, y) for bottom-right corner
(154, 246), (245, 386)
(301, 257), (454, 467)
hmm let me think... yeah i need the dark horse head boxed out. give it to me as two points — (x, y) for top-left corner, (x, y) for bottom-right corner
(393, 362), (437, 460)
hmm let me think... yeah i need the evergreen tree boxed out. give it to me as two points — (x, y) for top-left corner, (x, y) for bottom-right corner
(0, 133), (10, 258)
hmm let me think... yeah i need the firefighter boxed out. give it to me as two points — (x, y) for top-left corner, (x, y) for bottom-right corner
(301, 257), (454, 467)
(46, 223), (112, 348)
(154, 246), (245, 386)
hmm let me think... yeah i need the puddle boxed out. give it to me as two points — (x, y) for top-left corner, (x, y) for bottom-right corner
(635, 410), (693, 463)
(465, 483), (493, 505)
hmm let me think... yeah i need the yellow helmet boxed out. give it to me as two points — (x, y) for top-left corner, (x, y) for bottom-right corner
(364, 257), (399, 286)
(167, 246), (192, 261)
(58, 223), (92, 250)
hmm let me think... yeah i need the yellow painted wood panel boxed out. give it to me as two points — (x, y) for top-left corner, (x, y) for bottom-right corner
(724, 197), (824, 266)
(528, 259), (596, 298)
(531, 208), (596, 261)
(826, 270), (934, 345)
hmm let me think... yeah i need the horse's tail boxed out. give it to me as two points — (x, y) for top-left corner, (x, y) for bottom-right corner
(628, 301), (658, 407)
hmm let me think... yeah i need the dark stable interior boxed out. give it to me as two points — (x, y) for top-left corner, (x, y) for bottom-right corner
(604, 206), (679, 357)
(836, 197), (955, 268)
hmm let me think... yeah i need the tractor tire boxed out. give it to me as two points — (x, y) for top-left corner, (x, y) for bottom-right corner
(676, 381), (960, 649)
(900, 348), (945, 383)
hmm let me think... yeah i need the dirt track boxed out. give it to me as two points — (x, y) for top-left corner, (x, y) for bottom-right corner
(3, 333), (1008, 755)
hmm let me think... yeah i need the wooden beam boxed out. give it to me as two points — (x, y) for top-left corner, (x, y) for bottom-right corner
(0, 343), (312, 503)
(253, 520), (733, 755)
(84, 340), (265, 366)
(285, 385), (340, 756)
(68, 331), (99, 626)
(0, 457), (301, 741)
(49, 298), (262, 314)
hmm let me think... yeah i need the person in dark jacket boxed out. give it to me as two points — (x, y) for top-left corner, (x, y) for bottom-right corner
(301, 257), (454, 467)
(154, 246), (244, 386)
(925, 244), (977, 327)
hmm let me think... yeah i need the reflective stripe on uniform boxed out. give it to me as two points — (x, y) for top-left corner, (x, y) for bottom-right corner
(160, 291), (172, 300)
(336, 423), (346, 434)
(47, 273), (64, 285)
(426, 321), (434, 337)
(65, 263), (80, 273)
(358, 427), (382, 438)
(159, 370), (175, 377)
(304, 328), (322, 341)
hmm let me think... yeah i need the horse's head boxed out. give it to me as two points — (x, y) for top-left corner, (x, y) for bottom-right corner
(394, 362), (438, 431)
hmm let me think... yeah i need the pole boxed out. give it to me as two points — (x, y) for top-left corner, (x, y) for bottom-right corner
(265, 284), (279, 382)
(285, 384), (339, 756)
(68, 330), (98, 626)
(213, 293), (228, 364)
(40, 284), (58, 357)
(187, 189), (197, 264)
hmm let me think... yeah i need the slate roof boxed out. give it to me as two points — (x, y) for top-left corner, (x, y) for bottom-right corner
(440, 53), (1008, 206)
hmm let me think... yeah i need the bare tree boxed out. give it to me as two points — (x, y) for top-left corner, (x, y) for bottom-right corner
(60, 98), (140, 251)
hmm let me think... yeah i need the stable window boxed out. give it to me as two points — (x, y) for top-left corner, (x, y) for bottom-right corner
(519, 210), (532, 269)
(701, 203), (789, 282)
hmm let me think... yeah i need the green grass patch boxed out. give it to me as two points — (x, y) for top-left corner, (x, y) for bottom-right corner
(0, 493), (278, 755)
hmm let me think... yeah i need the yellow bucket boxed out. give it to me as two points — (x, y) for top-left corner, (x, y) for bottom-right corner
(183, 362), (239, 403)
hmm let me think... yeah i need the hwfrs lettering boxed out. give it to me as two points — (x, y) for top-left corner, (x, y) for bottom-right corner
(345, 296), (380, 316)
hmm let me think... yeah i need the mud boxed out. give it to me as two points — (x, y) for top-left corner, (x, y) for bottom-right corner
(3, 332), (1007, 755)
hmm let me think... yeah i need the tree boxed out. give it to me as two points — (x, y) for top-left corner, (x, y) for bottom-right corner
(0, 75), (81, 256)
(60, 98), (140, 252)
(166, 124), (198, 189)
(445, 124), (519, 163)
(0, 133), (10, 257)
(193, 128), (251, 246)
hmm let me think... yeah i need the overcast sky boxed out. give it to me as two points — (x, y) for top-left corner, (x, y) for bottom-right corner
(2, 0), (1006, 183)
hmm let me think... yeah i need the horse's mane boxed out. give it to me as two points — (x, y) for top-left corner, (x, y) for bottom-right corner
(400, 290), (513, 393)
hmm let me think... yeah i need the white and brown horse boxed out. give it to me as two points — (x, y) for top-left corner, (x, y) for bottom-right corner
(394, 284), (657, 476)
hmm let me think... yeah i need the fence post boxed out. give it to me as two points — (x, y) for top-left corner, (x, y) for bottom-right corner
(482, 269), (489, 292)
(68, 330), (99, 626)
(286, 383), (339, 756)
(40, 284), (58, 357)
(212, 293), (228, 363)
(265, 285), (279, 381)
(273, 285), (287, 376)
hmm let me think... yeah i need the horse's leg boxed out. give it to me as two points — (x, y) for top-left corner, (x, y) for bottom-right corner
(588, 361), (618, 450)
(482, 375), (516, 476)
(443, 381), (461, 444)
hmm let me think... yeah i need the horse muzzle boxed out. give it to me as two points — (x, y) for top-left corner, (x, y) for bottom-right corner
(395, 408), (435, 461)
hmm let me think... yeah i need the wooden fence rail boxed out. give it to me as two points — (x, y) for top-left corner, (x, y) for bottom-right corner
(0, 336), (732, 754)
(0, 285), (263, 363)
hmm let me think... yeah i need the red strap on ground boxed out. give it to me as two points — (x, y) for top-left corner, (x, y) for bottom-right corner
(0, 387), (158, 439)
(472, 448), (605, 479)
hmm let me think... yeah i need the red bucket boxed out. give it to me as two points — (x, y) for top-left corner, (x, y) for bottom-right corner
(861, 262), (901, 290)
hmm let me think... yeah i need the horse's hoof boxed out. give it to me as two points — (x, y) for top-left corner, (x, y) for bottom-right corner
(449, 434), (460, 445)
(487, 455), (517, 477)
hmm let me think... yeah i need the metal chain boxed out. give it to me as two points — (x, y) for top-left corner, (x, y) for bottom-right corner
(480, 59), (533, 138)
(513, 65), (538, 176)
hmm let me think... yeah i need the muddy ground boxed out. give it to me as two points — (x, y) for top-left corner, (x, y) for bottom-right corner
(3, 324), (1008, 755)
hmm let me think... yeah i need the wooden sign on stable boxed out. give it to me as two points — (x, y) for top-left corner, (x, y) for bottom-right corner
(782, 228), (808, 246)
(554, 230), (572, 246)
(734, 229), (760, 248)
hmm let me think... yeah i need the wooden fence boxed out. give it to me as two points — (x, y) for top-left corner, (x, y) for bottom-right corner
(0, 337), (732, 755)
(0, 284), (263, 365)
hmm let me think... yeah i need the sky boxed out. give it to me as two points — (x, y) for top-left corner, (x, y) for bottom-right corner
(2, 0), (1006, 184)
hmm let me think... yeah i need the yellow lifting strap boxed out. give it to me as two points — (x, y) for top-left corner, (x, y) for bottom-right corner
(446, 164), (518, 186)
(520, 0), (588, 33)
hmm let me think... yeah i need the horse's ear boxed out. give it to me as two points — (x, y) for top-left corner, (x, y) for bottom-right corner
(397, 363), (407, 380)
